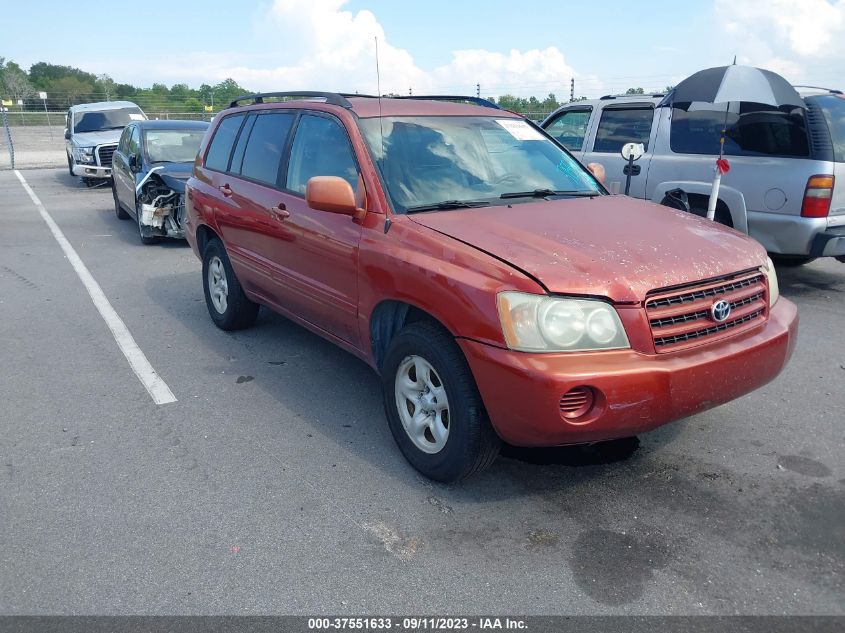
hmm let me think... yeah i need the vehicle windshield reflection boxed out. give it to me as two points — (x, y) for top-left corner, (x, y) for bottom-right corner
(359, 116), (602, 213)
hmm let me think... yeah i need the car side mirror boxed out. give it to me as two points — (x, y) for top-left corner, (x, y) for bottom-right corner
(64, 130), (71, 140)
(305, 176), (362, 217)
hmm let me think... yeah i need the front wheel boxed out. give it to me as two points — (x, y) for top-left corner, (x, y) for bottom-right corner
(202, 238), (259, 330)
(381, 321), (500, 482)
(67, 154), (74, 177)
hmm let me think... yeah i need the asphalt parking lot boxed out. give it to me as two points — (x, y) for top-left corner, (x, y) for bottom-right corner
(1, 167), (843, 615)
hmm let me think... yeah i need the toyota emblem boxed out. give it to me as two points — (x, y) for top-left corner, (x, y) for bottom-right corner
(711, 299), (732, 322)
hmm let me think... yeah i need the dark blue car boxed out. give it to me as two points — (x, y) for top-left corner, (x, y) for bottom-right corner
(111, 119), (209, 244)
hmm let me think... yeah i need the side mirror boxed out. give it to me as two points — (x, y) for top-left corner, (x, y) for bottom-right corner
(64, 130), (71, 140)
(305, 176), (362, 216)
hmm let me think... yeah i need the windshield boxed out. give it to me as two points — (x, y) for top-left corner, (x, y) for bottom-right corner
(813, 94), (845, 162)
(143, 129), (206, 163)
(358, 116), (601, 212)
(73, 107), (145, 133)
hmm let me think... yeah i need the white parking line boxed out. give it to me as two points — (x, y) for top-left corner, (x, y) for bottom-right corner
(14, 170), (177, 405)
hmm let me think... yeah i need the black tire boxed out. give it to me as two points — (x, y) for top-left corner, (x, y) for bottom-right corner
(201, 238), (259, 331)
(381, 321), (500, 482)
(67, 154), (74, 177)
(135, 201), (161, 245)
(112, 180), (130, 220)
(82, 177), (98, 188)
(770, 254), (816, 267)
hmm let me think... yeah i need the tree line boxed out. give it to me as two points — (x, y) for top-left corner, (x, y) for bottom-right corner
(0, 57), (250, 112)
(1, 56), (674, 114)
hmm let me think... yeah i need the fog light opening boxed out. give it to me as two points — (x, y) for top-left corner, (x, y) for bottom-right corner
(559, 386), (596, 420)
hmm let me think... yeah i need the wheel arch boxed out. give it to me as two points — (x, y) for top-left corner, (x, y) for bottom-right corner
(650, 180), (748, 233)
(369, 300), (455, 373)
(195, 224), (221, 255)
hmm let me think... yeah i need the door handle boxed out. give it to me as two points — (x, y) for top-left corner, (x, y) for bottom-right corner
(268, 203), (290, 220)
(219, 183), (233, 197)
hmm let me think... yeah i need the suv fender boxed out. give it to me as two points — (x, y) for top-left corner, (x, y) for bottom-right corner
(650, 180), (748, 234)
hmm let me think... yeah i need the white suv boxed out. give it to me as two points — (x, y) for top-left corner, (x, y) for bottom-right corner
(65, 101), (146, 186)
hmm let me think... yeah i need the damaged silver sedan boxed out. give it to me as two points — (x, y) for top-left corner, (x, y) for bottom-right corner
(111, 120), (209, 244)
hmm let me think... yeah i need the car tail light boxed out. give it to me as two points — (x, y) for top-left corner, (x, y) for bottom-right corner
(801, 175), (835, 218)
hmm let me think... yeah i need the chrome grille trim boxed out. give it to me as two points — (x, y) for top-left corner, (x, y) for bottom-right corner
(96, 144), (117, 168)
(647, 275), (762, 309)
(645, 271), (768, 353)
(654, 310), (765, 347)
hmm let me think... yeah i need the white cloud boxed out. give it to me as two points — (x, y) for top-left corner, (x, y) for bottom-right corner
(213, 0), (584, 98)
(716, 0), (845, 84)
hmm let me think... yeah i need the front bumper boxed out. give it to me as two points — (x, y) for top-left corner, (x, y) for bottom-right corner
(459, 298), (798, 447)
(747, 211), (845, 257)
(72, 163), (112, 179)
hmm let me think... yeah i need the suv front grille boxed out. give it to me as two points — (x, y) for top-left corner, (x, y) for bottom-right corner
(96, 144), (117, 167)
(645, 271), (768, 353)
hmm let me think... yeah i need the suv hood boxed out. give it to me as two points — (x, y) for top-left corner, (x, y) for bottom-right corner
(409, 196), (767, 303)
(71, 130), (122, 147)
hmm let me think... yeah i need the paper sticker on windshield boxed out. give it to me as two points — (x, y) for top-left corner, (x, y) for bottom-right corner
(496, 119), (544, 141)
(129, 113), (145, 121)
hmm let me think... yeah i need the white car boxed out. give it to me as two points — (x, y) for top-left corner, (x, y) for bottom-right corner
(65, 101), (146, 186)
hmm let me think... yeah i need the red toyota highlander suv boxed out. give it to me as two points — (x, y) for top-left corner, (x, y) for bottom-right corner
(185, 92), (798, 482)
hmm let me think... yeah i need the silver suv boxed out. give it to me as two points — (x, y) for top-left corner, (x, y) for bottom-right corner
(541, 87), (845, 264)
(65, 101), (146, 186)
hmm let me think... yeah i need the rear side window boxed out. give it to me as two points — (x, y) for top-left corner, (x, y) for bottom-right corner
(670, 102), (809, 157)
(205, 114), (245, 172)
(544, 109), (591, 151)
(593, 107), (653, 153)
(239, 112), (296, 185)
(813, 95), (845, 162)
(286, 114), (358, 195)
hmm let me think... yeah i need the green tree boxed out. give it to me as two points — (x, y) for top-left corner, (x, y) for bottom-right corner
(0, 58), (35, 101)
(625, 87), (645, 95)
(51, 76), (95, 105)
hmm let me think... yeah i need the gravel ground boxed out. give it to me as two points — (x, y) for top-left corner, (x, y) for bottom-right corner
(0, 125), (67, 169)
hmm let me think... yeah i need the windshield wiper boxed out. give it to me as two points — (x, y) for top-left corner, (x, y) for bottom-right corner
(405, 200), (490, 213)
(500, 189), (599, 199)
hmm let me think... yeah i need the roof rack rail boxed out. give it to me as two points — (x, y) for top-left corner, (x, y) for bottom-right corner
(340, 93), (501, 109)
(601, 92), (665, 100)
(793, 85), (843, 95)
(228, 91), (354, 109)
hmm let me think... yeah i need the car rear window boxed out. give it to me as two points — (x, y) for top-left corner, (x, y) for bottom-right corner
(205, 114), (245, 172)
(813, 94), (845, 162)
(239, 112), (296, 186)
(670, 102), (809, 157)
(593, 107), (653, 153)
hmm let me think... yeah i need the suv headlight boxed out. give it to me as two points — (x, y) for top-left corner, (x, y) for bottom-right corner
(74, 146), (95, 164)
(762, 256), (779, 308)
(496, 292), (630, 352)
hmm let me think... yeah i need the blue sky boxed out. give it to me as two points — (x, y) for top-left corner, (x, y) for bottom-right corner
(4, 0), (843, 97)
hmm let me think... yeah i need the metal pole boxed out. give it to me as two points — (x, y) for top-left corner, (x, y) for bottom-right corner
(42, 98), (53, 140)
(624, 155), (634, 195)
(1, 107), (15, 169)
(570, 78), (575, 102)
